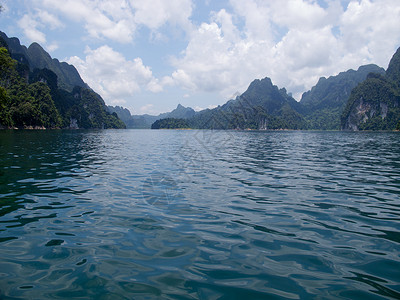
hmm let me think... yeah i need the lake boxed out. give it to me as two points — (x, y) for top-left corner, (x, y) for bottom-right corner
(0, 129), (399, 299)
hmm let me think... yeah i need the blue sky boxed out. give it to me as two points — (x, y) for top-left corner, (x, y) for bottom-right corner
(1, 0), (400, 115)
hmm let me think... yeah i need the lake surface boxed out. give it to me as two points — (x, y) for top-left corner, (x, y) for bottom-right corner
(0, 129), (399, 299)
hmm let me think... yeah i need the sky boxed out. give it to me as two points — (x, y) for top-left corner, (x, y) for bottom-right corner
(0, 0), (400, 115)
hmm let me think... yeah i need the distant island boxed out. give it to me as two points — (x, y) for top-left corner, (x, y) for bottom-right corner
(151, 118), (190, 130)
(1, 30), (399, 131)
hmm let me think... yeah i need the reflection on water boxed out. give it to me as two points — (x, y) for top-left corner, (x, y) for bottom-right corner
(0, 130), (399, 299)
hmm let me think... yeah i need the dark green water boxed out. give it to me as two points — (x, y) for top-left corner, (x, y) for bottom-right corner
(0, 130), (399, 299)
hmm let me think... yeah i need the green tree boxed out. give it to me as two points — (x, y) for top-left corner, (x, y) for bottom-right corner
(8, 82), (62, 128)
(0, 47), (16, 87)
(151, 118), (190, 129)
(0, 86), (11, 126)
(28, 82), (62, 128)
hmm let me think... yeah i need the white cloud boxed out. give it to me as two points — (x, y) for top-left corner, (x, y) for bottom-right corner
(18, 9), (63, 51)
(47, 42), (59, 52)
(67, 45), (163, 105)
(170, 0), (400, 100)
(269, 0), (330, 30)
(169, 14), (274, 98)
(37, 0), (193, 43)
(194, 104), (218, 111)
(340, 0), (400, 68)
(229, 0), (273, 41)
(18, 14), (47, 44)
(130, 0), (193, 31)
(170, 20), (256, 97)
(139, 104), (156, 114)
(36, 9), (63, 30)
(39, 0), (135, 43)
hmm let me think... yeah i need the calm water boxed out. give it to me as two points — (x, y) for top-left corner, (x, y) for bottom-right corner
(0, 129), (399, 299)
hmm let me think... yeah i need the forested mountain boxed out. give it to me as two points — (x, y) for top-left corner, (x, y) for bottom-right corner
(107, 105), (133, 125)
(0, 32), (124, 129)
(2, 30), (398, 131)
(153, 61), (396, 130)
(187, 77), (306, 130)
(341, 47), (400, 131)
(165, 104), (195, 119)
(300, 64), (385, 130)
(113, 45), (400, 131)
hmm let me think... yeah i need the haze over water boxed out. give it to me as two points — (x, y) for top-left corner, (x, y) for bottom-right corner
(0, 130), (399, 299)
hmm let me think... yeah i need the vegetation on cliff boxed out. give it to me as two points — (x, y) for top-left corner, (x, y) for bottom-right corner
(2, 30), (398, 132)
(300, 65), (385, 130)
(341, 48), (400, 131)
(0, 33), (124, 129)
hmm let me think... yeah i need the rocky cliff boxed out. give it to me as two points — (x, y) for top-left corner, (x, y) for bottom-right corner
(341, 48), (400, 131)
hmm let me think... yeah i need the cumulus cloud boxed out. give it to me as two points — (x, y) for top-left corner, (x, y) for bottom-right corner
(38, 0), (135, 43)
(170, 0), (400, 100)
(18, 9), (63, 51)
(229, 0), (273, 41)
(47, 42), (59, 52)
(37, 0), (193, 43)
(18, 14), (47, 44)
(269, 0), (330, 30)
(194, 104), (218, 111)
(131, 0), (193, 31)
(36, 9), (64, 30)
(170, 19), (259, 97)
(139, 104), (156, 114)
(340, 0), (400, 67)
(67, 45), (162, 105)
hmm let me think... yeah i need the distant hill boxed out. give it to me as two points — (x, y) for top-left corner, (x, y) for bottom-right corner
(0, 31), (124, 129)
(341, 47), (400, 131)
(107, 105), (133, 125)
(0, 31), (86, 91)
(109, 104), (195, 129)
(300, 64), (385, 130)
(165, 104), (196, 119)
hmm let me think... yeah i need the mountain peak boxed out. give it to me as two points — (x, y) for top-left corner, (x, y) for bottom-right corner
(248, 77), (273, 89)
(28, 42), (45, 51)
(168, 104), (195, 119)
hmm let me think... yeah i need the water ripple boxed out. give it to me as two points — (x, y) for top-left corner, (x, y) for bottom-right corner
(0, 130), (399, 299)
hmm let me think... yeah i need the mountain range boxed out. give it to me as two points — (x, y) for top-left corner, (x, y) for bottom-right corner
(110, 60), (395, 131)
(1, 30), (399, 131)
(107, 104), (195, 129)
